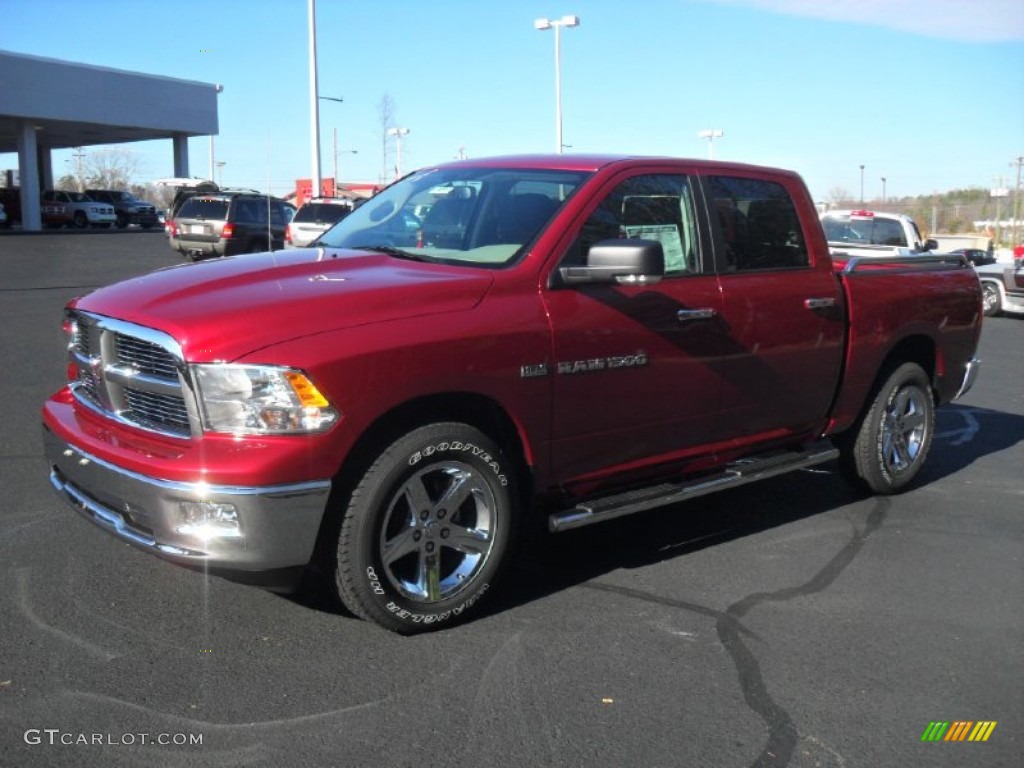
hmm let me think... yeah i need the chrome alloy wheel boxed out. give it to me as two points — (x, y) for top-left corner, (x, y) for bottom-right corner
(880, 385), (929, 475)
(378, 462), (497, 603)
(981, 283), (1000, 315)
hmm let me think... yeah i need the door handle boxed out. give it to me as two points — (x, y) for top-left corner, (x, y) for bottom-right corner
(676, 308), (716, 322)
(804, 298), (836, 310)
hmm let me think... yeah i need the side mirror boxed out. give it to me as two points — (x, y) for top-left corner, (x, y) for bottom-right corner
(559, 239), (665, 286)
(923, 238), (939, 252)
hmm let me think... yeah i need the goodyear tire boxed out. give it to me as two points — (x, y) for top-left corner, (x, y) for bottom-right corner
(335, 423), (515, 633)
(841, 362), (934, 494)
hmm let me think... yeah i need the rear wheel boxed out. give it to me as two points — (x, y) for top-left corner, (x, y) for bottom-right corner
(334, 423), (515, 633)
(981, 281), (1002, 317)
(115, 214), (128, 229)
(840, 362), (934, 494)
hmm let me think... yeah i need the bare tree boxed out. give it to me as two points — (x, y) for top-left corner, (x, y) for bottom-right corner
(827, 186), (853, 207)
(85, 147), (141, 190)
(377, 93), (396, 185)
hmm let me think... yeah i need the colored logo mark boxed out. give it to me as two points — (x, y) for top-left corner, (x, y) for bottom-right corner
(921, 721), (997, 742)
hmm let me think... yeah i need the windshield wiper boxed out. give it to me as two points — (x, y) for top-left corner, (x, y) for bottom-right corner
(349, 245), (433, 262)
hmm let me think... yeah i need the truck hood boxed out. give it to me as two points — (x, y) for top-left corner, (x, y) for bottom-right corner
(73, 248), (494, 362)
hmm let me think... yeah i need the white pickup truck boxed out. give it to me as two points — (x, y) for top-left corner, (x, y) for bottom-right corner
(820, 209), (938, 259)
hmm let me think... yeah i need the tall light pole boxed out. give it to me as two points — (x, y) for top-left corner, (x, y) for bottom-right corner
(388, 127), (410, 179)
(534, 14), (580, 154)
(209, 84), (223, 181)
(859, 165), (865, 204)
(881, 177), (887, 205)
(319, 95), (343, 191)
(698, 129), (723, 160)
(308, 0), (322, 196)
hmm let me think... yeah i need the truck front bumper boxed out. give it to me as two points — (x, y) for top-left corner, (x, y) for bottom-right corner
(44, 426), (331, 572)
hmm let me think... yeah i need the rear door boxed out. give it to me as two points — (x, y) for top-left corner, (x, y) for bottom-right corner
(701, 173), (844, 445)
(542, 167), (725, 489)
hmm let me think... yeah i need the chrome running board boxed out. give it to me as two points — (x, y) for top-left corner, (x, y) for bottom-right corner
(549, 441), (839, 532)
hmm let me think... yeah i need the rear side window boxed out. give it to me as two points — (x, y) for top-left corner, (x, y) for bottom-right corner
(177, 198), (229, 220)
(708, 176), (809, 271)
(294, 203), (350, 224)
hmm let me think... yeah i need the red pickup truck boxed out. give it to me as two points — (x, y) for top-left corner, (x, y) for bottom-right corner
(42, 155), (982, 633)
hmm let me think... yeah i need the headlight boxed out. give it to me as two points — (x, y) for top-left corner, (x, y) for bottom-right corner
(192, 364), (340, 435)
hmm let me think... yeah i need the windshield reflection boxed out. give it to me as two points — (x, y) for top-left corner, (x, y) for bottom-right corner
(317, 167), (590, 267)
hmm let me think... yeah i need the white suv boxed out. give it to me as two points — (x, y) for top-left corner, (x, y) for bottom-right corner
(285, 197), (353, 248)
(41, 190), (116, 229)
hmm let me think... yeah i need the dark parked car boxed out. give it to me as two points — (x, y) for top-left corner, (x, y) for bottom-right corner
(168, 192), (292, 260)
(285, 197), (353, 248)
(949, 248), (996, 266)
(0, 187), (21, 227)
(86, 189), (160, 229)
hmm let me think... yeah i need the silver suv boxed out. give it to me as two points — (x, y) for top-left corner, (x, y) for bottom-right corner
(169, 192), (292, 260)
(285, 197), (353, 248)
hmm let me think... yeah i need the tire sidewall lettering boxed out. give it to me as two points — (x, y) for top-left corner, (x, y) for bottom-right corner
(407, 440), (508, 486)
(383, 583), (489, 625)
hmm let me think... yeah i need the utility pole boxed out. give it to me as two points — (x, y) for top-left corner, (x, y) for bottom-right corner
(1012, 156), (1023, 247)
(993, 175), (1009, 247)
(72, 147), (86, 190)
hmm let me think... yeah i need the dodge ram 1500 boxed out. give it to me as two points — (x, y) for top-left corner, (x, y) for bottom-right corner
(42, 155), (982, 633)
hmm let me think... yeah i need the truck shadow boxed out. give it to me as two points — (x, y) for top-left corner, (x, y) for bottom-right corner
(480, 403), (1024, 621)
(291, 404), (1023, 622)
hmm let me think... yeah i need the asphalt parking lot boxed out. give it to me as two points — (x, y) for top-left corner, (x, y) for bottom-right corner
(1, 231), (1021, 768)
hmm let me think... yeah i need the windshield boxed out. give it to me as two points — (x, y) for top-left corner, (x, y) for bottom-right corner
(317, 166), (591, 267)
(822, 214), (908, 247)
(176, 198), (229, 220)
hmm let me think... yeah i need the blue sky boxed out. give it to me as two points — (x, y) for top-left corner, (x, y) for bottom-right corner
(2, 0), (1022, 202)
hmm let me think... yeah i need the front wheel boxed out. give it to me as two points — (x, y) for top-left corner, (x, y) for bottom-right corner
(334, 423), (515, 633)
(840, 362), (935, 494)
(981, 282), (1002, 317)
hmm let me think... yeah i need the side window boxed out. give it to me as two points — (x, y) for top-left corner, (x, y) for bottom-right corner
(270, 202), (289, 227)
(570, 174), (702, 276)
(871, 218), (907, 247)
(708, 176), (809, 271)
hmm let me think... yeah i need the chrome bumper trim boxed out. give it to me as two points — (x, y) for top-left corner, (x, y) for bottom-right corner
(44, 427), (331, 571)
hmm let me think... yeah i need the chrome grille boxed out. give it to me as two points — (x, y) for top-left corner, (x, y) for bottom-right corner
(68, 311), (193, 439)
(115, 335), (179, 379)
(124, 388), (191, 434)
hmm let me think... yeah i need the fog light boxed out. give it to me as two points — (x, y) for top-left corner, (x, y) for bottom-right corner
(177, 500), (241, 539)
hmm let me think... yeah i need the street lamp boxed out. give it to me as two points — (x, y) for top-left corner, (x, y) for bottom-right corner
(215, 161), (226, 187)
(698, 129), (723, 160)
(332, 128), (357, 193)
(388, 127), (410, 179)
(859, 164), (865, 204)
(881, 177), (887, 205)
(534, 14), (580, 154)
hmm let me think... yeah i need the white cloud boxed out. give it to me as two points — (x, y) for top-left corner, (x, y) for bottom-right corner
(702, 0), (1024, 42)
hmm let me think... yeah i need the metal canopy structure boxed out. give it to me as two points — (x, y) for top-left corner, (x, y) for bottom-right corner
(0, 50), (219, 230)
